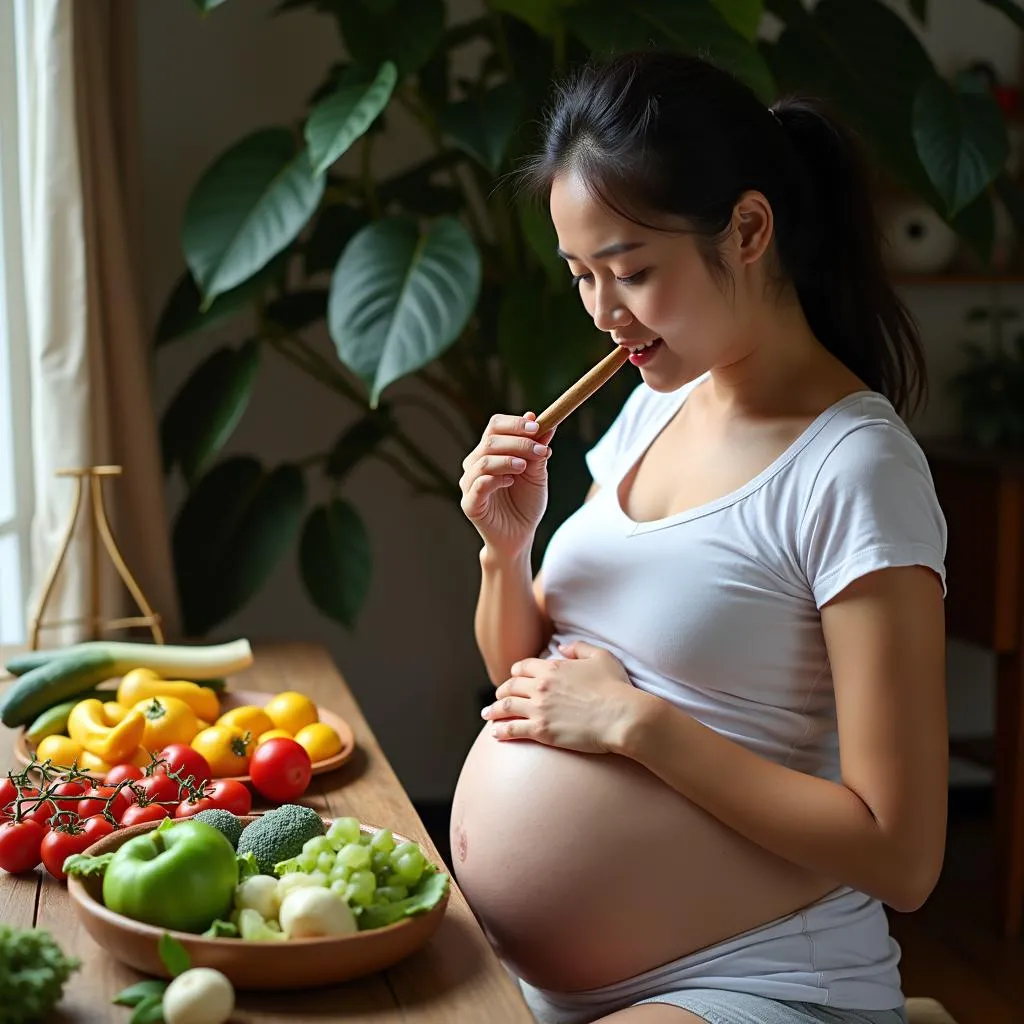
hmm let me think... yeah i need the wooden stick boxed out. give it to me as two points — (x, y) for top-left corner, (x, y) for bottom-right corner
(535, 346), (630, 434)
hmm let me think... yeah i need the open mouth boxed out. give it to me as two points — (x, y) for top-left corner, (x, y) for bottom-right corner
(621, 338), (663, 364)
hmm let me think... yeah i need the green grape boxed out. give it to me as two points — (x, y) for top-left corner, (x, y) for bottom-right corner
(370, 828), (395, 854)
(375, 884), (408, 904)
(316, 851), (336, 874)
(329, 862), (352, 884)
(329, 878), (349, 898)
(303, 836), (334, 858)
(326, 817), (361, 848)
(307, 870), (330, 888)
(345, 869), (376, 907)
(371, 850), (392, 877)
(296, 852), (317, 872)
(337, 842), (371, 871)
(389, 842), (425, 886)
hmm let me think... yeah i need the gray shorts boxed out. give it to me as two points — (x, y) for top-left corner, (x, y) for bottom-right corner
(520, 982), (909, 1024)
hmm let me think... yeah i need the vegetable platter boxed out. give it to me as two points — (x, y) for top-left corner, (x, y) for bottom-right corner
(64, 809), (450, 992)
(1, 638), (355, 798)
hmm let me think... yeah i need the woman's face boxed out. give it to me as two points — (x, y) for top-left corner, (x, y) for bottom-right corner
(549, 171), (767, 392)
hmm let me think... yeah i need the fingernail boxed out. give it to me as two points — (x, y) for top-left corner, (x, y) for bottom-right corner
(533, 444), (549, 456)
(480, 705), (490, 718)
(511, 457), (526, 470)
(524, 420), (539, 433)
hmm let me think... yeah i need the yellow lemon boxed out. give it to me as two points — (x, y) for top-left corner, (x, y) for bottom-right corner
(257, 728), (293, 746)
(293, 722), (342, 762)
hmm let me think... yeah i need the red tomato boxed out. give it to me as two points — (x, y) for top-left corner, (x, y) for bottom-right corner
(249, 738), (312, 803)
(134, 773), (180, 807)
(155, 744), (212, 786)
(208, 779), (251, 816)
(175, 779), (251, 819)
(40, 821), (106, 882)
(77, 785), (128, 823)
(50, 781), (88, 814)
(105, 764), (143, 787)
(0, 776), (17, 820)
(120, 803), (169, 828)
(13, 788), (57, 830)
(0, 819), (46, 873)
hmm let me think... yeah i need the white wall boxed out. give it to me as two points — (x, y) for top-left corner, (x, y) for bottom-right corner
(135, 0), (1022, 798)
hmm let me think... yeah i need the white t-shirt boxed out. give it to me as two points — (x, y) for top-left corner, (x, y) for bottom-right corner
(536, 374), (947, 1009)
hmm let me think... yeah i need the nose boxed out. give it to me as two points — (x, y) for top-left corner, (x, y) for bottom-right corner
(591, 285), (633, 333)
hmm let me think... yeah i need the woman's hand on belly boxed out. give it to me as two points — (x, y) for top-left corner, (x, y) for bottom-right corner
(481, 640), (644, 753)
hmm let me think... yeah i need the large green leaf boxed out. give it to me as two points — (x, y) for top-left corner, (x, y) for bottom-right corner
(155, 253), (289, 346)
(766, 0), (936, 198)
(161, 340), (261, 484)
(438, 82), (525, 173)
(173, 458), (306, 636)
(977, 0), (1024, 30)
(299, 500), (372, 628)
(335, 0), (444, 77)
(305, 62), (398, 176)
(183, 128), (325, 308)
(566, 0), (774, 101)
(912, 72), (1010, 218)
(326, 411), (392, 481)
(328, 216), (482, 407)
(710, 0), (763, 40)
(498, 282), (606, 410)
(517, 199), (564, 286)
(488, 0), (578, 36)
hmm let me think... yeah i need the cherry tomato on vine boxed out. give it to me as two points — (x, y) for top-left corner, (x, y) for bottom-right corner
(120, 803), (170, 828)
(0, 819), (46, 873)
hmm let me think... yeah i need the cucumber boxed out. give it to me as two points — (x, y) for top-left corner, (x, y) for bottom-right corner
(4, 638), (253, 679)
(0, 650), (120, 728)
(24, 687), (113, 744)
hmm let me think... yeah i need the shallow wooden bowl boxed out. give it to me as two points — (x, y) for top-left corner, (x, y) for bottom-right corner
(66, 815), (450, 990)
(15, 688), (356, 783)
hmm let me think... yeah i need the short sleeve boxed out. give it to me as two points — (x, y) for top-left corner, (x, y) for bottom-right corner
(799, 422), (947, 608)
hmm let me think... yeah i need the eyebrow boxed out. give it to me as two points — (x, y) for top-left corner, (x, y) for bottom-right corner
(555, 241), (646, 262)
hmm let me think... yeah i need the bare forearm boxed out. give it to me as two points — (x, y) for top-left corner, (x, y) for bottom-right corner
(616, 693), (944, 912)
(475, 546), (551, 686)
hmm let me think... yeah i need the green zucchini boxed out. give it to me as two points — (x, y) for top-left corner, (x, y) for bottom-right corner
(4, 638), (252, 679)
(0, 650), (120, 728)
(24, 687), (114, 744)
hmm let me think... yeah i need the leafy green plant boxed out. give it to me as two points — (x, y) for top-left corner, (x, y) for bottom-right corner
(949, 302), (1024, 448)
(160, 0), (1024, 636)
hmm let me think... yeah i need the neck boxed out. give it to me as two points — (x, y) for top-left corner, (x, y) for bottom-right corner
(704, 291), (836, 417)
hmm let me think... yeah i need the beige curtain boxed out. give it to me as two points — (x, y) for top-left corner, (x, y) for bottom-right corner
(15, 0), (181, 646)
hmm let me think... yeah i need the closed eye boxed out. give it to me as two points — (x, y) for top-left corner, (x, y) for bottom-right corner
(570, 273), (592, 289)
(616, 269), (649, 285)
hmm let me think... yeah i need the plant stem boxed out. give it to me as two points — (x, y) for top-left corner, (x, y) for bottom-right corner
(389, 430), (459, 501)
(371, 447), (438, 493)
(392, 394), (473, 447)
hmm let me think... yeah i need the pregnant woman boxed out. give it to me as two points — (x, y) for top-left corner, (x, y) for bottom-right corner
(450, 51), (948, 1024)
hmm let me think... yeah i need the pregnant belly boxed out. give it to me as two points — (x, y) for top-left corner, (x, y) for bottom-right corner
(450, 726), (835, 992)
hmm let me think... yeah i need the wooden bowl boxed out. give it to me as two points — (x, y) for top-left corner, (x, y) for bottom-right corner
(67, 815), (450, 990)
(15, 688), (356, 783)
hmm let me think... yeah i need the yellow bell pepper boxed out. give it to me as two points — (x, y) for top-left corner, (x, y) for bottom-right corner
(79, 750), (112, 773)
(132, 695), (198, 750)
(67, 699), (145, 763)
(117, 667), (220, 723)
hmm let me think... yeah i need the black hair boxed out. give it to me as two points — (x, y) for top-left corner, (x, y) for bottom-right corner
(520, 50), (927, 418)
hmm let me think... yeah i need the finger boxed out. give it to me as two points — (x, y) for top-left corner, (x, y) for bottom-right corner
(462, 433), (550, 472)
(460, 473), (513, 519)
(509, 657), (552, 678)
(482, 694), (532, 720)
(558, 640), (600, 659)
(491, 718), (538, 741)
(494, 675), (533, 700)
(488, 413), (542, 438)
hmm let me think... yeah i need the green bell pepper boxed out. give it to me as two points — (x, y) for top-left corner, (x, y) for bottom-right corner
(103, 819), (238, 934)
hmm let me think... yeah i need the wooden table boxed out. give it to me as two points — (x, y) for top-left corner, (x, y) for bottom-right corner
(0, 642), (535, 1023)
(924, 439), (1024, 938)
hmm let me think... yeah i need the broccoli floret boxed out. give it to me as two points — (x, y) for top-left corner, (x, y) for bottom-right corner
(0, 926), (80, 1022)
(236, 804), (325, 874)
(192, 808), (244, 849)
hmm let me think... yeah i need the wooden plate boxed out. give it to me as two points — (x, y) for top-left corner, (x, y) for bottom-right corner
(67, 816), (450, 990)
(14, 688), (356, 783)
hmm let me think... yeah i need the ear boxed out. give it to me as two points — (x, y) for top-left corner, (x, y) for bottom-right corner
(730, 190), (773, 266)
